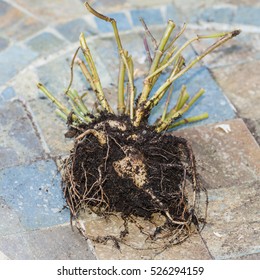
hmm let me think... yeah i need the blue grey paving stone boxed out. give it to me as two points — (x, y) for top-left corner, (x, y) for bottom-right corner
(56, 18), (95, 42)
(164, 3), (183, 24)
(191, 7), (235, 24)
(95, 12), (131, 33)
(233, 6), (260, 26)
(0, 197), (26, 236)
(0, 45), (38, 85)
(0, 160), (70, 230)
(0, 37), (9, 51)
(0, 233), (33, 260)
(27, 225), (96, 259)
(0, 1), (10, 15)
(87, 37), (118, 81)
(26, 32), (66, 55)
(37, 51), (87, 95)
(0, 99), (45, 169)
(0, 225), (96, 260)
(0, 86), (16, 102)
(136, 66), (236, 127)
(131, 8), (164, 26)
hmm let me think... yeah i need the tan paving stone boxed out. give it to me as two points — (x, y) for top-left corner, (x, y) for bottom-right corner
(174, 119), (260, 259)
(211, 61), (260, 120)
(174, 119), (260, 189)
(14, 0), (86, 24)
(0, 1), (44, 41)
(79, 212), (211, 260)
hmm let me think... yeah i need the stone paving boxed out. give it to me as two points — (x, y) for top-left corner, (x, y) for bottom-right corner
(0, 0), (259, 259)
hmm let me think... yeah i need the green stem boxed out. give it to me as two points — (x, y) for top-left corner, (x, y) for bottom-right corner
(145, 30), (240, 116)
(137, 20), (176, 107)
(79, 32), (113, 113)
(68, 100), (90, 123)
(37, 83), (70, 116)
(77, 58), (97, 92)
(168, 113), (209, 129)
(140, 17), (158, 49)
(55, 109), (68, 121)
(161, 84), (174, 122)
(156, 88), (205, 132)
(163, 85), (189, 122)
(66, 89), (92, 122)
(85, 2), (134, 119)
(118, 53), (126, 115)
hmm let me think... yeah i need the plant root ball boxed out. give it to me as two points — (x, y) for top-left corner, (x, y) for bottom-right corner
(61, 113), (206, 242)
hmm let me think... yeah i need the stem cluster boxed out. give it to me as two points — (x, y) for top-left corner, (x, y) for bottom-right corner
(37, 2), (240, 131)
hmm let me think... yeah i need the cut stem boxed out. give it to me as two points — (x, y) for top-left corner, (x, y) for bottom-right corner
(141, 30), (240, 124)
(76, 58), (97, 92)
(168, 113), (209, 129)
(117, 53), (126, 115)
(156, 88), (205, 132)
(85, 2), (135, 119)
(79, 32), (113, 113)
(137, 20), (176, 107)
(37, 83), (70, 116)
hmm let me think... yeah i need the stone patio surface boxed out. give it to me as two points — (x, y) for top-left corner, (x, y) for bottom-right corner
(0, 0), (259, 259)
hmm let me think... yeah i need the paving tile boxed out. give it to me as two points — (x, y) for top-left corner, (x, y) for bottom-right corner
(131, 8), (164, 26)
(90, 32), (148, 82)
(0, 196), (26, 236)
(191, 6), (235, 25)
(37, 51), (90, 94)
(211, 61), (260, 143)
(212, 61), (260, 120)
(185, 28), (260, 68)
(90, 0), (128, 12)
(234, 252), (260, 260)
(233, 6), (260, 26)
(95, 12), (131, 33)
(0, 37), (9, 51)
(164, 3), (183, 24)
(0, 233), (33, 259)
(0, 99), (45, 169)
(23, 97), (74, 157)
(0, 45), (38, 85)
(0, 86), (16, 102)
(174, 119), (260, 189)
(0, 251), (9, 260)
(0, 224), (96, 260)
(90, 0), (173, 12)
(56, 18), (95, 42)
(147, 66), (236, 127)
(0, 160), (70, 230)
(26, 32), (66, 55)
(79, 212), (211, 260)
(201, 215), (260, 259)
(190, 5), (260, 27)
(174, 118), (260, 259)
(15, 0), (86, 24)
(0, 1), (44, 41)
(28, 225), (96, 259)
(243, 118), (260, 145)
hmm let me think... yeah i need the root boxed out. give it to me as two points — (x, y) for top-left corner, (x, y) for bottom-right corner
(61, 114), (207, 249)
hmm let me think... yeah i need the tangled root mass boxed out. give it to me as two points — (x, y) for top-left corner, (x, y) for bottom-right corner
(62, 113), (206, 243)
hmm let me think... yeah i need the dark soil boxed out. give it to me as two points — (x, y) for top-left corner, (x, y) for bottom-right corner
(61, 113), (207, 243)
